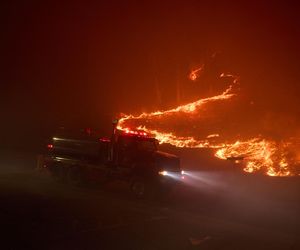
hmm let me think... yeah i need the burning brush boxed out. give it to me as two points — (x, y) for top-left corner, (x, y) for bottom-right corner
(117, 62), (299, 177)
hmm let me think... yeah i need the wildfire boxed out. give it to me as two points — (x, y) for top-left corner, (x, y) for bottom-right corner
(118, 83), (235, 126)
(215, 139), (292, 176)
(117, 67), (298, 177)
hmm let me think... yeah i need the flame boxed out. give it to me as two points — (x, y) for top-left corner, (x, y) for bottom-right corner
(214, 139), (292, 176)
(189, 65), (203, 81)
(207, 134), (219, 139)
(220, 73), (240, 84)
(118, 83), (235, 125)
(117, 68), (298, 177)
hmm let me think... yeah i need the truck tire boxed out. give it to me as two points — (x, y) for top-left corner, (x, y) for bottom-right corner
(130, 177), (155, 199)
(51, 165), (67, 183)
(67, 166), (85, 187)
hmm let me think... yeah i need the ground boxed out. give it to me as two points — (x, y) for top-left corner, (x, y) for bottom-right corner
(0, 150), (299, 250)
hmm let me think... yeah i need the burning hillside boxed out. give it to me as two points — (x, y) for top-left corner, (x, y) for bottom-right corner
(117, 61), (300, 176)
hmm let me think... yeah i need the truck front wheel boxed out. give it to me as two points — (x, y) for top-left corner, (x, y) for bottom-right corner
(130, 177), (155, 199)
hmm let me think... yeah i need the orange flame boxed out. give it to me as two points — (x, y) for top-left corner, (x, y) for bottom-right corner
(118, 83), (235, 127)
(215, 139), (292, 176)
(117, 68), (298, 177)
(189, 65), (203, 81)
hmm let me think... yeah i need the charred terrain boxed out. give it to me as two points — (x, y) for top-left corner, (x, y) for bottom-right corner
(1, 149), (299, 250)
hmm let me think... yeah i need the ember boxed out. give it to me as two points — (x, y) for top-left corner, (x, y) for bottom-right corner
(189, 65), (203, 81)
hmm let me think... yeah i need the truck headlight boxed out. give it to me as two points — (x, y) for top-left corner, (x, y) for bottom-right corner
(158, 170), (168, 176)
(181, 170), (185, 175)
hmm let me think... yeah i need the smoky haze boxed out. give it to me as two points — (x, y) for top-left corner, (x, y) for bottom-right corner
(1, 1), (299, 150)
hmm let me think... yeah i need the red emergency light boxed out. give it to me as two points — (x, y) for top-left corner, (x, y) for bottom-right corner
(47, 144), (53, 149)
(123, 130), (148, 137)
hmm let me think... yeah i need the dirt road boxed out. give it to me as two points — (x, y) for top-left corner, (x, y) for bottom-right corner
(0, 150), (299, 249)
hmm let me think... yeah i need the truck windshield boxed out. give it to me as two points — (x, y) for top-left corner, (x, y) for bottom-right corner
(136, 139), (157, 152)
(119, 136), (157, 152)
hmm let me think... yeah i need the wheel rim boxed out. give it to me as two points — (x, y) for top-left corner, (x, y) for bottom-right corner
(132, 181), (145, 197)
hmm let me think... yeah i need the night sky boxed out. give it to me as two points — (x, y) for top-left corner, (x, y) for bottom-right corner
(1, 1), (300, 149)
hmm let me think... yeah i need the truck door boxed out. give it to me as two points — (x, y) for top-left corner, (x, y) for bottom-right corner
(117, 136), (136, 167)
(113, 136), (137, 177)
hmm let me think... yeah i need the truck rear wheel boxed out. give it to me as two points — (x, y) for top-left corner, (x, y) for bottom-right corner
(67, 166), (85, 187)
(51, 165), (67, 183)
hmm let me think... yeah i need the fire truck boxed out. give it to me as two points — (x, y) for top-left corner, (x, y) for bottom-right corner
(40, 122), (184, 198)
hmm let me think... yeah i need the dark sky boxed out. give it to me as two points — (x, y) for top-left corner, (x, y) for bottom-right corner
(1, 1), (300, 148)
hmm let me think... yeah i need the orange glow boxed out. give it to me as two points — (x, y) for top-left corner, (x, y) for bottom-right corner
(117, 68), (298, 177)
